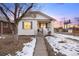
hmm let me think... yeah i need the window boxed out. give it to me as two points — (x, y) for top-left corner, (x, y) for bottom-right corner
(23, 21), (32, 30)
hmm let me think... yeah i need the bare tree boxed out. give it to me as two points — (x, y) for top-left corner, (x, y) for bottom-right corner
(0, 3), (35, 39)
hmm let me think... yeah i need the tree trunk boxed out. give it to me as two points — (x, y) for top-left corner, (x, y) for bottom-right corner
(14, 24), (18, 40)
(8, 23), (13, 34)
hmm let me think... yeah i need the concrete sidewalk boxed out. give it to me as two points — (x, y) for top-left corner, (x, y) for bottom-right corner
(33, 33), (48, 56)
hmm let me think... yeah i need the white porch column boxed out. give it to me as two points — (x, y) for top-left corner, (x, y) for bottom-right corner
(34, 20), (37, 35)
(50, 21), (54, 35)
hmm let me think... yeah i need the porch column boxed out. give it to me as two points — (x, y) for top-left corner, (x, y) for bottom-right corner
(1, 22), (3, 35)
(50, 21), (54, 35)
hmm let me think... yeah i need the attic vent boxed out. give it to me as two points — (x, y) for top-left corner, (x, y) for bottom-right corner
(31, 14), (36, 18)
(25, 13), (36, 18)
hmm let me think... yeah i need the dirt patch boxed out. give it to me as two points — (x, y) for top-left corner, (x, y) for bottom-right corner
(0, 35), (32, 56)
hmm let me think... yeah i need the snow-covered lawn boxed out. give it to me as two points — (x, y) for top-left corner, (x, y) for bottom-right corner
(45, 36), (79, 56)
(7, 37), (36, 56)
(55, 33), (79, 41)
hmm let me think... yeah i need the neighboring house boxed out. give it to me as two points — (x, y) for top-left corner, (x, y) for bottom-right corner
(0, 17), (15, 35)
(67, 24), (79, 33)
(18, 11), (56, 35)
(61, 22), (79, 35)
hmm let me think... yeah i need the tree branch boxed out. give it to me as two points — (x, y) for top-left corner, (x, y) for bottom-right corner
(17, 5), (23, 18)
(16, 3), (33, 24)
(1, 3), (14, 15)
(0, 6), (13, 32)
(0, 6), (11, 22)
(14, 3), (19, 23)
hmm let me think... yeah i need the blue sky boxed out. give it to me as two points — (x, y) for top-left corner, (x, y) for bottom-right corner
(39, 3), (79, 22)
(1, 3), (79, 23)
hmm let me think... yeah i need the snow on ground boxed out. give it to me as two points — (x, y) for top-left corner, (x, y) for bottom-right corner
(7, 37), (36, 56)
(55, 33), (79, 41)
(45, 36), (79, 56)
(0, 36), (5, 39)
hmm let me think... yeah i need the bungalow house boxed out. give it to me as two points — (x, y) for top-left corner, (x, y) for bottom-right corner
(0, 11), (56, 36)
(60, 21), (79, 35)
(0, 17), (15, 35)
(18, 11), (56, 35)
(67, 24), (79, 35)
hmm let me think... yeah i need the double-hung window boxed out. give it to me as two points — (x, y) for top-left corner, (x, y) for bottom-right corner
(23, 21), (32, 30)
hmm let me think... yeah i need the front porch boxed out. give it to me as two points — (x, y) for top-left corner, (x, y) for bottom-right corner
(37, 21), (50, 28)
(37, 20), (54, 35)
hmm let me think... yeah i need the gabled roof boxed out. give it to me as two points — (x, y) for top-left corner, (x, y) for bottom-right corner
(0, 17), (14, 23)
(0, 11), (56, 23)
(25, 11), (56, 21)
(0, 17), (7, 22)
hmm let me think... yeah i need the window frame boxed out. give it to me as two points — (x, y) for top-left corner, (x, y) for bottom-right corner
(22, 21), (32, 30)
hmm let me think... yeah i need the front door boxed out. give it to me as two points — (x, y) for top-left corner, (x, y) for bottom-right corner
(38, 21), (48, 28)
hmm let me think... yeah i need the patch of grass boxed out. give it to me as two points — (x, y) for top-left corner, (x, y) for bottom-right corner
(0, 35), (32, 56)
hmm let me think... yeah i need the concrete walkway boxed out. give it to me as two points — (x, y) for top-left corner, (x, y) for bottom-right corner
(33, 32), (48, 56)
